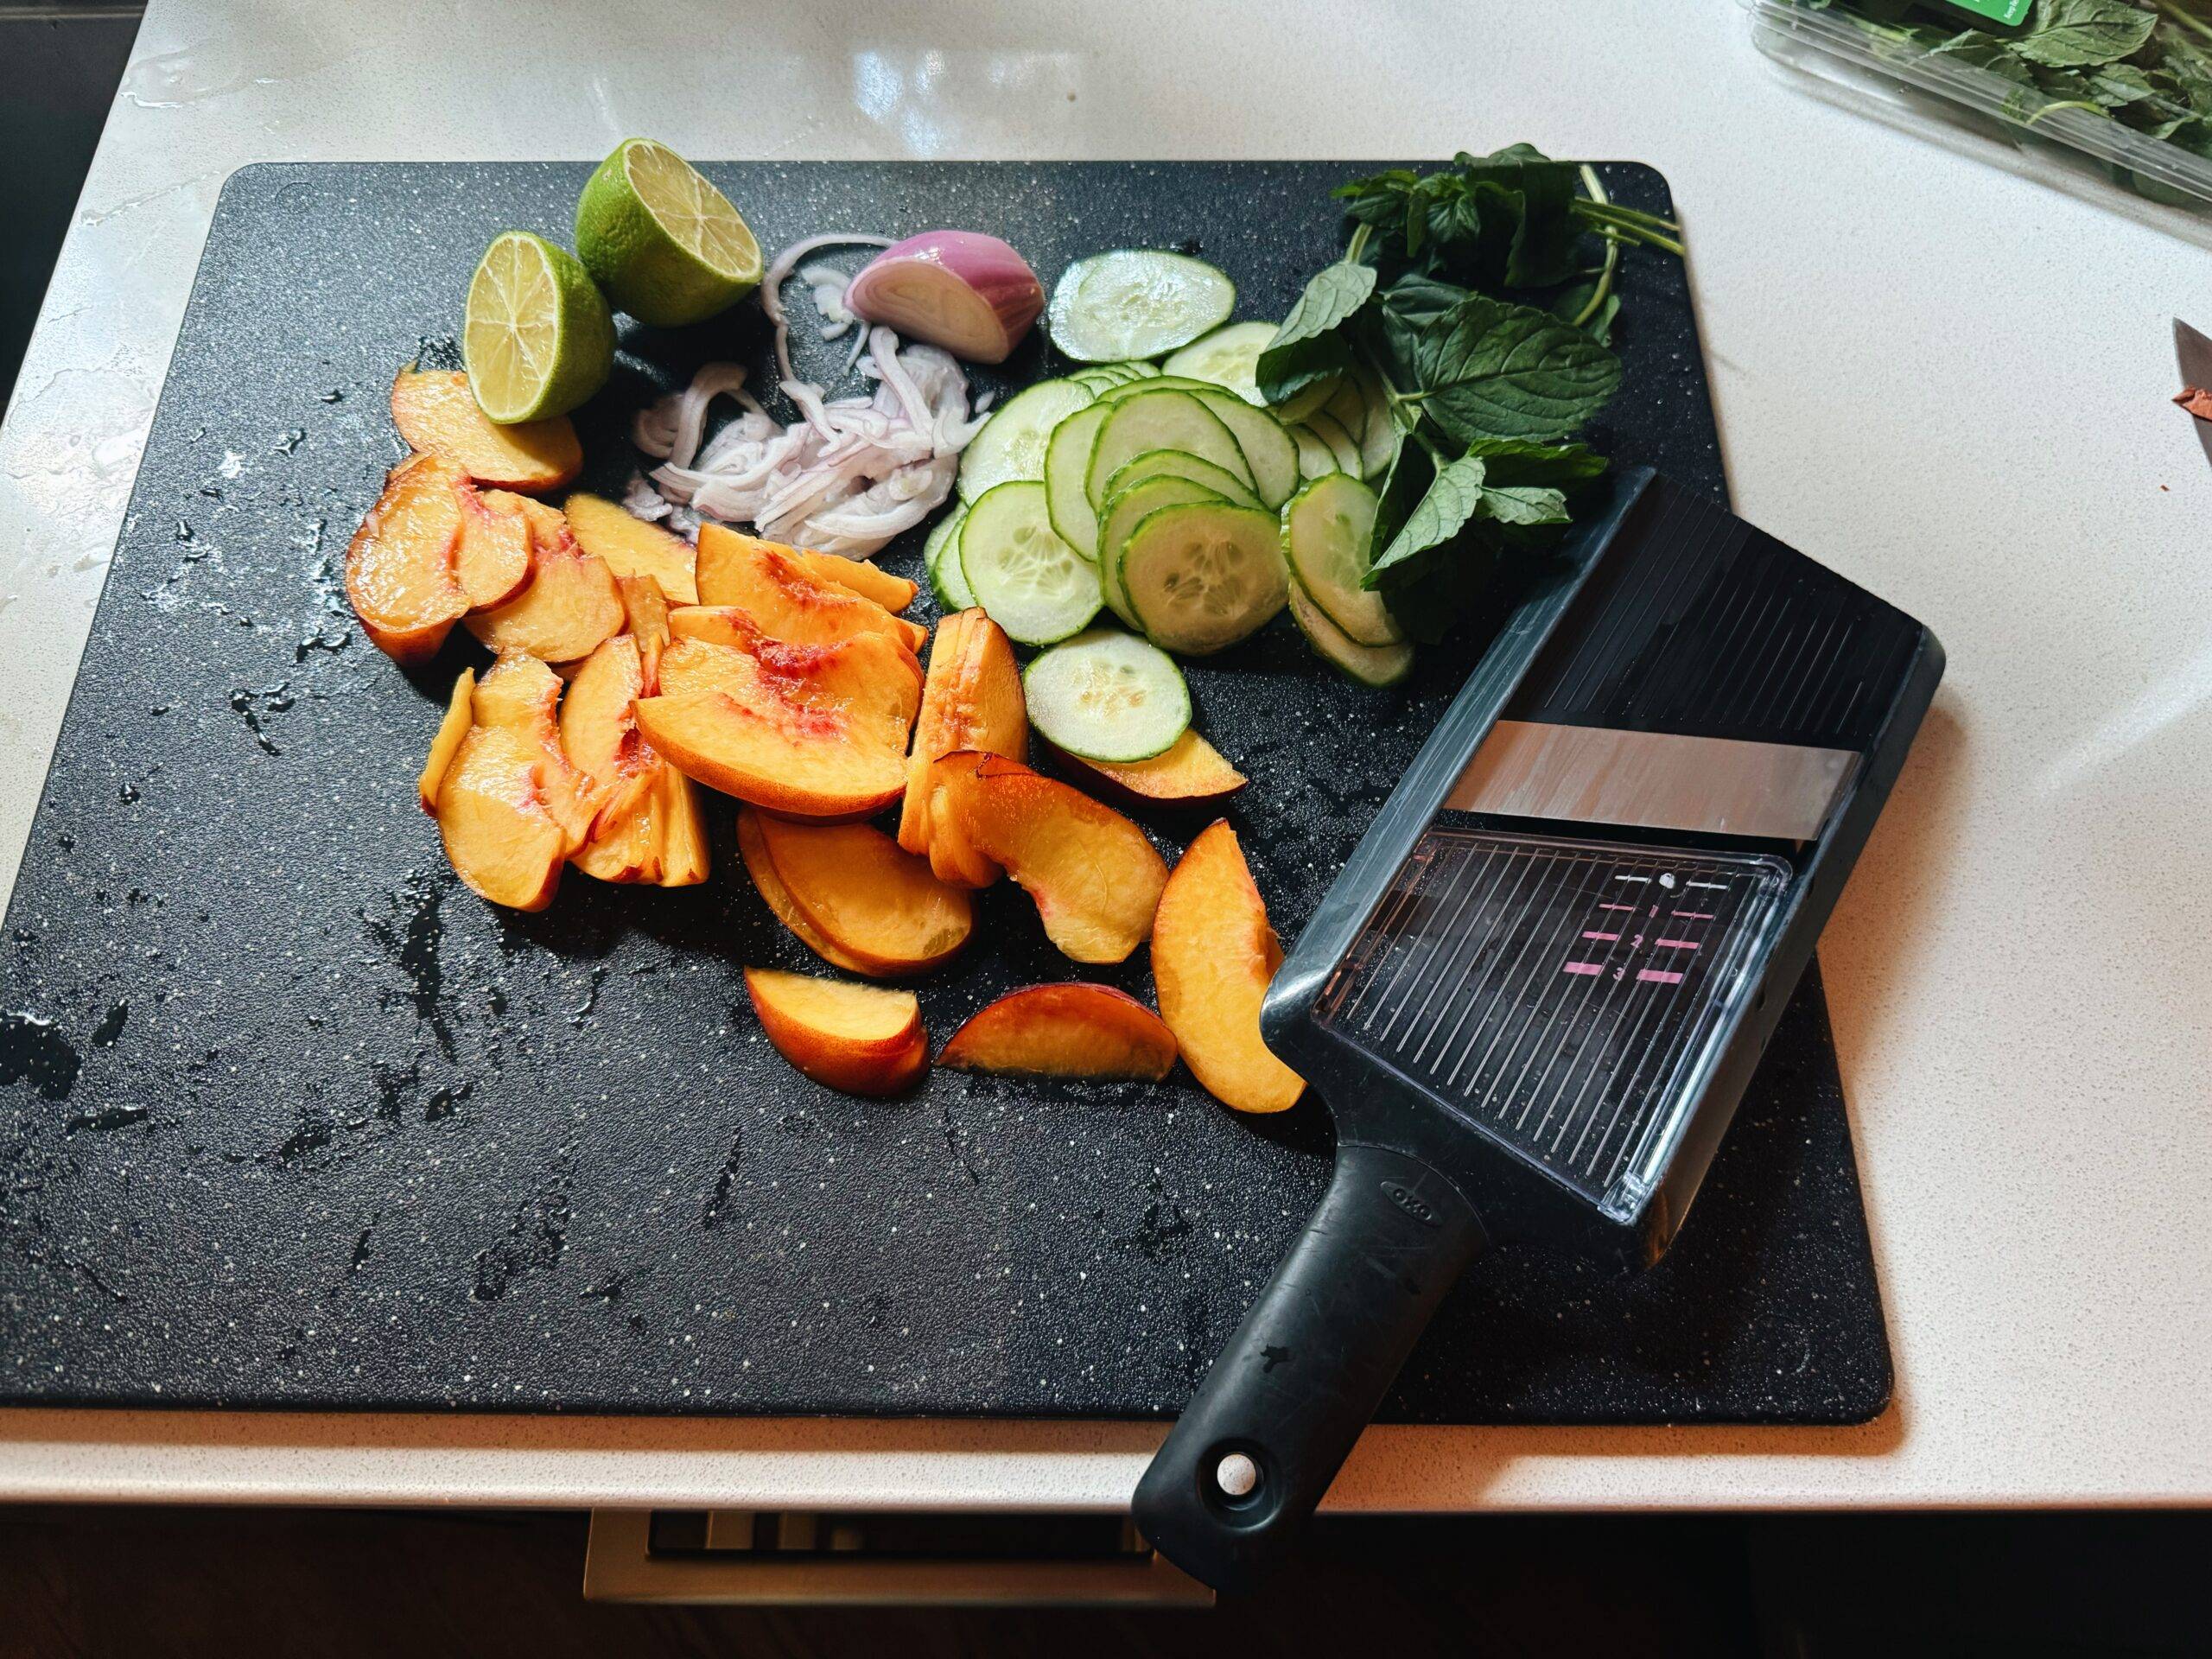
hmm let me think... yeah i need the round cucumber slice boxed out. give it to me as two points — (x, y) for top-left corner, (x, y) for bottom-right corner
(1118, 500), (1287, 656)
(1352, 365), (1396, 478)
(959, 480), (1100, 646)
(1085, 389), (1253, 511)
(1270, 372), (1339, 426)
(1023, 628), (1192, 762)
(925, 504), (973, 611)
(1321, 373), (1370, 447)
(1044, 400), (1111, 563)
(1162, 320), (1280, 405)
(1287, 579), (1413, 686)
(1105, 448), (1262, 512)
(1096, 474), (1227, 628)
(957, 378), (1095, 504)
(1047, 250), (1237, 364)
(1281, 473), (1402, 649)
(1301, 410), (1362, 475)
(1188, 386), (1298, 509)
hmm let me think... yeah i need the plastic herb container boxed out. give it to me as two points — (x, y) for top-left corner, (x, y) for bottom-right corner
(1744, 0), (2212, 245)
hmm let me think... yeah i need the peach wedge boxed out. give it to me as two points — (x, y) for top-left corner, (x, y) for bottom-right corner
(560, 619), (709, 887)
(752, 811), (973, 976)
(901, 608), (1027, 872)
(735, 810), (874, 977)
(563, 492), (699, 604)
(463, 493), (625, 663)
(1152, 821), (1306, 1115)
(939, 984), (1178, 1082)
(1051, 729), (1248, 811)
(932, 753), (1167, 963)
(391, 368), (582, 493)
(695, 522), (925, 655)
(745, 967), (928, 1097)
(430, 652), (592, 912)
(346, 453), (468, 664)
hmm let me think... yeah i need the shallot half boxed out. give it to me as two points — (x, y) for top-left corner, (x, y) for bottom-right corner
(845, 232), (1044, 365)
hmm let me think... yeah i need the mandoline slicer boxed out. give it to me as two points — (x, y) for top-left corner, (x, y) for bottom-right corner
(1135, 467), (1943, 1591)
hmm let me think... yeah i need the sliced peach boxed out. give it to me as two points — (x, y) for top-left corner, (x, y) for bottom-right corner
(636, 638), (912, 820)
(753, 812), (973, 976)
(345, 453), (467, 664)
(616, 575), (672, 685)
(451, 480), (536, 611)
(563, 492), (700, 604)
(705, 525), (918, 614)
(935, 753), (1168, 963)
(925, 752), (1002, 890)
(1152, 821), (1306, 1115)
(418, 667), (476, 812)
(1051, 730), (1249, 811)
(464, 493), (624, 662)
(695, 522), (926, 655)
(434, 653), (592, 911)
(391, 368), (581, 492)
(667, 604), (923, 696)
(745, 967), (928, 1097)
(903, 609), (1026, 875)
(736, 808), (874, 976)
(939, 984), (1178, 1082)
(559, 632), (708, 887)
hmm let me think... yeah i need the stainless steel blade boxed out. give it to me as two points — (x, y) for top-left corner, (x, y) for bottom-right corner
(1445, 721), (1857, 843)
(2174, 319), (2212, 473)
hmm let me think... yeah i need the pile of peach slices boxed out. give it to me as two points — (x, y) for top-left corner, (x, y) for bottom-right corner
(345, 369), (1305, 1112)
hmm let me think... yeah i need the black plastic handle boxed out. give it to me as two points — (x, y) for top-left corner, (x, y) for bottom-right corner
(1132, 1141), (1485, 1592)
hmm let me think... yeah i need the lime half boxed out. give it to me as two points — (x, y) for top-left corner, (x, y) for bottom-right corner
(575, 139), (761, 327)
(463, 231), (615, 423)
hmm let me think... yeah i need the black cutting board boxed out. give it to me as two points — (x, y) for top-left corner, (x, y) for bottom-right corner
(0, 162), (1891, 1421)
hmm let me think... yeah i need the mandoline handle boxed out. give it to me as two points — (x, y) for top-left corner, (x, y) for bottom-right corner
(1132, 1141), (1485, 1592)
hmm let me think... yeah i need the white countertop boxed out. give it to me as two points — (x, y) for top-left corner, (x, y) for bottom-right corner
(2, 0), (2208, 1513)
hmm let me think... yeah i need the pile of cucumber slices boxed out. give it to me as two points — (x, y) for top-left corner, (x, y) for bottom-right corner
(927, 249), (1414, 771)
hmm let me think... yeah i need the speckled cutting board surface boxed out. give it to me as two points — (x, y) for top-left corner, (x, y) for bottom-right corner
(0, 162), (1890, 1421)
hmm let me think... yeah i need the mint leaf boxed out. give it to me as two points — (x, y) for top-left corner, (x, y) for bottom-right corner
(1370, 454), (1493, 581)
(2015, 0), (2158, 69)
(1257, 258), (1376, 405)
(1412, 294), (1622, 444)
(1460, 436), (1610, 489)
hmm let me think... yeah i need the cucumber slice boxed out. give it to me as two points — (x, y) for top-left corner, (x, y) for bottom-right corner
(1188, 386), (1298, 510)
(1044, 401), (1111, 561)
(1103, 448), (1262, 512)
(957, 378), (1095, 503)
(1109, 359), (1161, 381)
(1162, 320), (1279, 405)
(1085, 389), (1254, 512)
(1023, 627), (1192, 762)
(1281, 474), (1402, 648)
(1321, 374), (1369, 447)
(1353, 365), (1396, 479)
(1092, 372), (1214, 405)
(1096, 474), (1228, 626)
(1118, 501), (1287, 656)
(1288, 579), (1414, 686)
(1289, 423), (1338, 480)
(1302, 408), (1362, 475)
(960, 480), (1101, 645)
(1070, 368), (1126, 394)
(925, 504), (974, 611)
(1047, 249), (1237, 364)
(1270, 372), (1338, 426)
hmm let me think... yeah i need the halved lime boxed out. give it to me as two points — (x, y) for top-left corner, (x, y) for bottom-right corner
(462, 231), (615, 423)
(575, 139), (761, 327)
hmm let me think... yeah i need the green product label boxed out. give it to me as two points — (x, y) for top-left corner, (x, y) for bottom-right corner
(1942, 0), (2033, 24)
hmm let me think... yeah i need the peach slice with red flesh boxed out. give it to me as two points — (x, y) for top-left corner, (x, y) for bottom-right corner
(1049, 729), (1249, 812)
(431, 652), (592, 912)
(703, 524), (918, 615)
(931, 752), (1168, 963)
(463, 493), (625, 663)
(666, 604), (924, 690)
(391, 368), (582, 493)
(451, 478), (537, 611)
(559, 601), (708, 887)
(563, 492), (700, 604)
(346, 453), (468, 664)
(745, 967), (928, 1097)
(939, 984), (1178, 1082)
(635, 633), (917, 820)
(1152, 820), (1306, 1115)
(695, 521), (926, 656)
(751, 811), (973, 976)
(736, 810), (874, 976)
